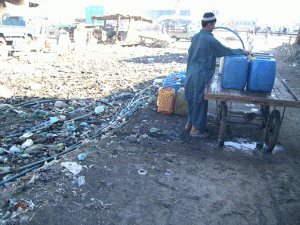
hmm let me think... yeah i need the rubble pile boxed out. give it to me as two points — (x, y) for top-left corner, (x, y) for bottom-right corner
(277, 42), (300, 63)
(142, 39), (170, 48)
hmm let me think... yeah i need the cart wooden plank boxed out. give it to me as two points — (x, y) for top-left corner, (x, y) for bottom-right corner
(205, 69), (300, 108)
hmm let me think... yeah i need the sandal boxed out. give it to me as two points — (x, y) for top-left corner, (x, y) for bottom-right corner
(190, 131), (211, 138)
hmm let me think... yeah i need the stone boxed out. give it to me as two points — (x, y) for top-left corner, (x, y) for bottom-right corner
(21, 139), (34, 149)
(95, 106), (105, 114)
(9, 146), (22, 154)
(0, 86), (13, 98)
(71, 100), (80, 107)
(0, 148), (6, 154)
(0, 166), (11, 173)
(24, 144), (44, 154)
(54, 100), (69, 108)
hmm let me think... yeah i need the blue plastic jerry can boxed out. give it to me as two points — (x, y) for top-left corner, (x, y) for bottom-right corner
(247, 57), (276, 92)
(221, 55), (249, 90)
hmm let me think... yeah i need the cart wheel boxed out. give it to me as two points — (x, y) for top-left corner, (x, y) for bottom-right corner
(265, 109), (281, 152)
(218, 101), (227, 146)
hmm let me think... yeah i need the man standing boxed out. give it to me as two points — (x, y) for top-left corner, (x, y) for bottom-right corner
(184, 12), (248, 137)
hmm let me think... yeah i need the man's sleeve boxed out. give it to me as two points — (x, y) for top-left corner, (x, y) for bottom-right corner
(210, 37), (245, 57)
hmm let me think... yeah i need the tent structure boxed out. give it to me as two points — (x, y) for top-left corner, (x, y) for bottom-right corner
(92, 14), (153, 24)
(91, 14), (153, 42)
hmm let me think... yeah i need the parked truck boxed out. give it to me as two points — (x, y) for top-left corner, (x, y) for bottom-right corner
(0, 15), (36, 47)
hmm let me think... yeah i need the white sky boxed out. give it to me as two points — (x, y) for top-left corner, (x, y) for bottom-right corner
(5, 0), (300, 27)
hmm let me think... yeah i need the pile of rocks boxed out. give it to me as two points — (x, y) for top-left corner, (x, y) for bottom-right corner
(277, 42), (300, 63)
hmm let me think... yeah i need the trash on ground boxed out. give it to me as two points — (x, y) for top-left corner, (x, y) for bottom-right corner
(61, 162), (83, 175)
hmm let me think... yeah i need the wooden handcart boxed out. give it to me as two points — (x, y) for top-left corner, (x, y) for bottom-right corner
(205, 69), (300, 151)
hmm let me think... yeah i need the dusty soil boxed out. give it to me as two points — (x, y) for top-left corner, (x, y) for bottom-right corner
(0, 36), (300, 225)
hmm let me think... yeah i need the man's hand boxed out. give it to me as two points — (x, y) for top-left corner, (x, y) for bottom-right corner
(244, 50), (250, 55)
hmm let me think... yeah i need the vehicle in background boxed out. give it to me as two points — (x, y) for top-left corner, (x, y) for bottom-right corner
(46, 25), (59, 39)
(169, 26), (197, 41)
(0, 15), (36, 47)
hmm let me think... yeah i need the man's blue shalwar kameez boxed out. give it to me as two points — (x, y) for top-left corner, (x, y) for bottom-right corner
(184, 29), (245, 131)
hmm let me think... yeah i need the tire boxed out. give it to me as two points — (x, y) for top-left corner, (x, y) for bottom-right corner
(0, 37), (6, 47)
(218, 101), (228, 146)
(265, 109), (281, 152)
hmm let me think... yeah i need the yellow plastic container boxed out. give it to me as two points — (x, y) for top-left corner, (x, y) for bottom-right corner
(157, 88), (175, 114)
(174, 87), (189, 117)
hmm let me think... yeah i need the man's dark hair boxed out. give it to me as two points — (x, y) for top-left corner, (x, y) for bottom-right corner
(201, 12), (217, 27)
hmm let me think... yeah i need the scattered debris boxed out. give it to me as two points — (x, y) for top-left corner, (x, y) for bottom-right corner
(61, 162), (82, 176)
(138, 169), (147, 175)
(77, 175), (86, 187)
(277, 42), (300, 63)
(149, 127), (160, 133)
(0, 38), (188, 224)
(78, 153), (88, 161)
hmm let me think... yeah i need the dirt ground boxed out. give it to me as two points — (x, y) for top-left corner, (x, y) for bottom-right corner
(0, 34), (300, 225)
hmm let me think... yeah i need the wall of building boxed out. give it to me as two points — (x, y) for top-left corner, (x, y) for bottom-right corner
(141, 10), (190, 20)
(85, 6), (104, 24)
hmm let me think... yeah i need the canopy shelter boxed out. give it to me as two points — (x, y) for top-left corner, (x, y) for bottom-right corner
(92, 14), (153, 42)
(92, 14), (153, 24)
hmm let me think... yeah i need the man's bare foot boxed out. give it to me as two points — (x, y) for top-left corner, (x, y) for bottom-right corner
(190, 127), (211, 138)
(190, 126), (200, 135)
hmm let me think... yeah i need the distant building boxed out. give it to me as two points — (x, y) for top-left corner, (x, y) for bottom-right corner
(141, 10), (190, 20)
(228, 20), (256, 31)
(75, 18), (86, 24)
(292, 23), (300, 33)
(86, 6), (104, 24)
